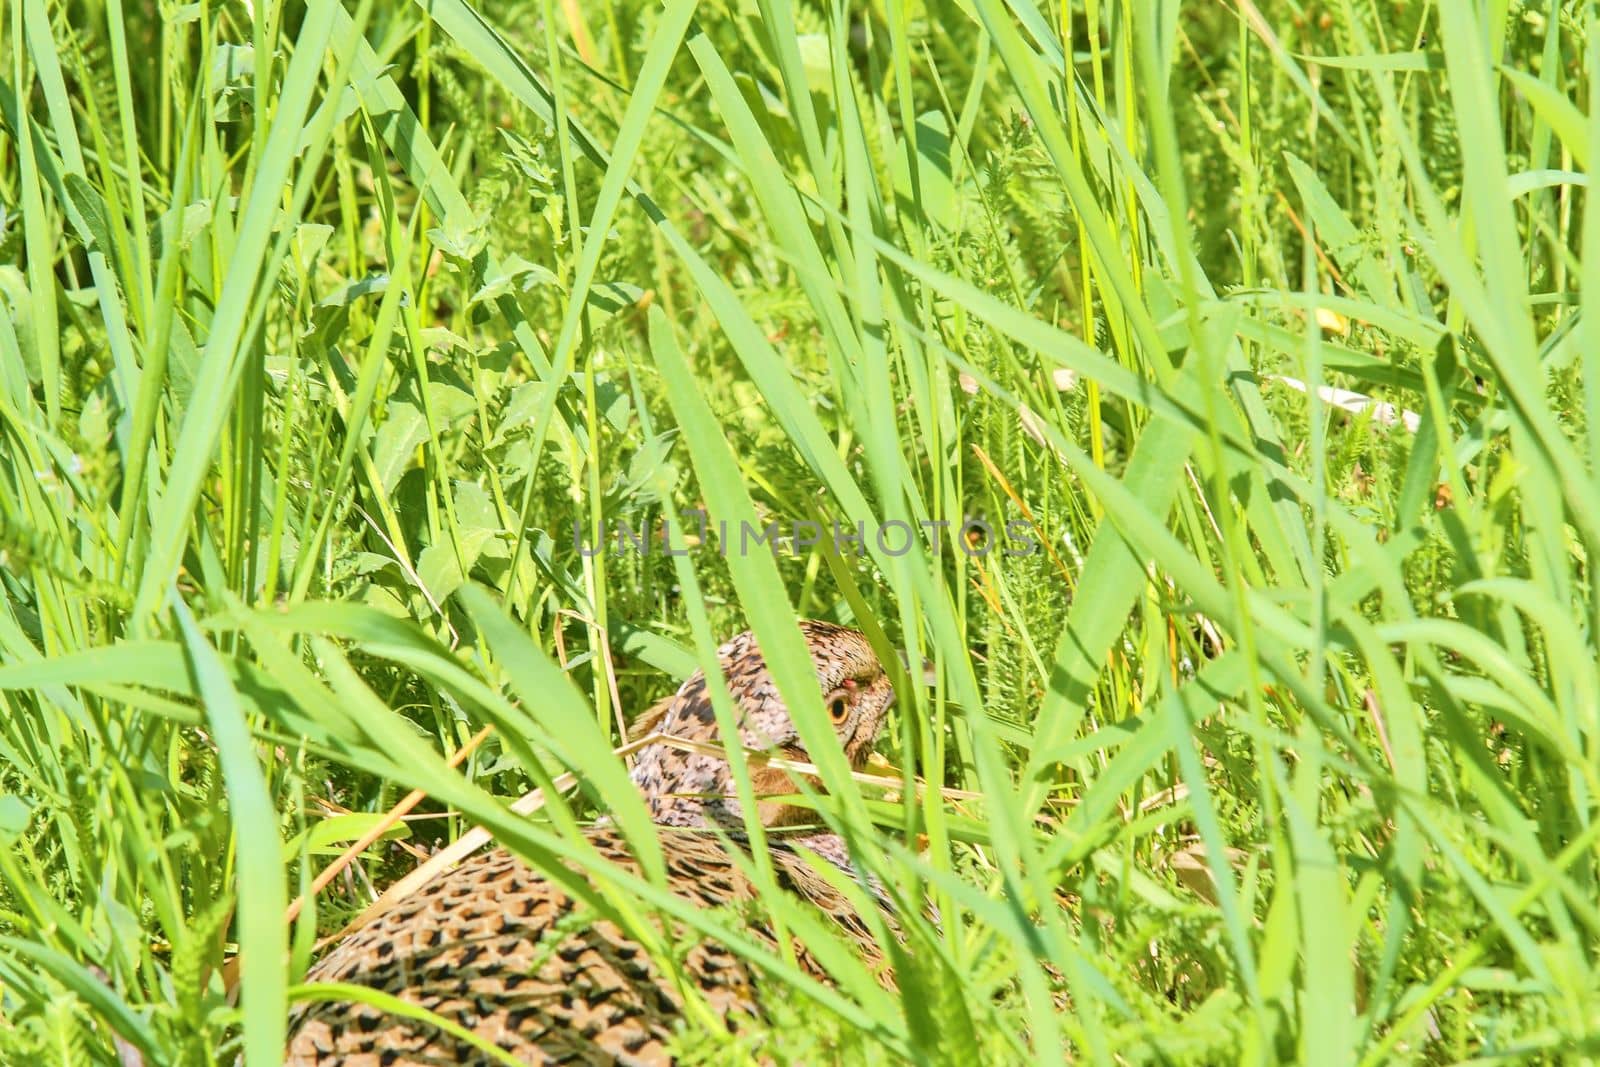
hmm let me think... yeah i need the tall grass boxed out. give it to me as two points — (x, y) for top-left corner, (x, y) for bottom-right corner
(1, 0), (1596, 1062)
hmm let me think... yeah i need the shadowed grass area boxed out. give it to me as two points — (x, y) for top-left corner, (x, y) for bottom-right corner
(1, 0), (1597, 1062)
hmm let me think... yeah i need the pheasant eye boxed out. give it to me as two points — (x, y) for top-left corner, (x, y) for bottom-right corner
(827, 694), (850, 724)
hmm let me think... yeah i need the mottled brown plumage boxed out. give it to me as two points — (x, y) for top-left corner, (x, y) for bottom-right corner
(287, 622), (895, 1066)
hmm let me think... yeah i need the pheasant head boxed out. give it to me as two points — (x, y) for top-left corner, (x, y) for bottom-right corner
(628, 621), (894, 832)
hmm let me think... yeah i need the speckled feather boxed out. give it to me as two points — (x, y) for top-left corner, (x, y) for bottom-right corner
(287, 622), (895, 1066)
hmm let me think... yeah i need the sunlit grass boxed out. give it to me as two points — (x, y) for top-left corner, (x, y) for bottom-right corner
(1, 1), (1596, 1063)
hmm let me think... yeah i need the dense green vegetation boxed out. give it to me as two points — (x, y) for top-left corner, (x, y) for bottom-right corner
(2, 0), (1597, 1062)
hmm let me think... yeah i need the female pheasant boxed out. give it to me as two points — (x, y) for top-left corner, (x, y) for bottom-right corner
(286, 621), (897, 1065)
